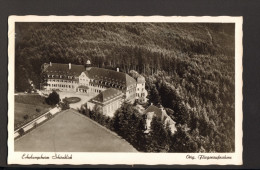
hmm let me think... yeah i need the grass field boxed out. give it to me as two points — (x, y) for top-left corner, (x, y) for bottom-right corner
(15, 94), (51, 129)
(15, 109), (137, 152)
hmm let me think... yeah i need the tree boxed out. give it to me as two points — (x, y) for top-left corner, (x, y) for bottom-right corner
(148, 84), (161, 106)
(149, 116), (169, 152)
(171, 125), (199, 152)
(40, 72), (48, 90)
(135, 115), (147, 151)
(18, 128), (25, 136)
(60, 100), (70, 110)
(23, 114), (29, 120)
(45, 91), (60, 105)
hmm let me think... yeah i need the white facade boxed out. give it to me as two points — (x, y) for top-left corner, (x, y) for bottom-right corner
(79, 72), (90, 86)
(87, 91), (123, 117)
(45, 78), (77, 92)
(135, 76), (148, 103)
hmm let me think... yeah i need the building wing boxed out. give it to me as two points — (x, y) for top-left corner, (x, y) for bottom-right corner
(90, 88), (123, 103)
(44, 63), (85, 77)
(84, 67), (136, 88)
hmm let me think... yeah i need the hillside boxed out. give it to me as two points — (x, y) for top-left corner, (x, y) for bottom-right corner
(15, 22), (234, 89)
(15, 22), (235, 152)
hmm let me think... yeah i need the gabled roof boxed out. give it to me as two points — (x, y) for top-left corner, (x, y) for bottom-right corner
(137, 75), (146, 83)
(144, 105), (163, 120)
(91, 88), (123, 103)
(44, 63), (85, 76)
(43, 63), (136, 87)
(144, 105), (177, 133)
(84, 67), (136, 87)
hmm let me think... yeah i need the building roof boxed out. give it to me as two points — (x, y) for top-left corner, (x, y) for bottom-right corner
(83, 67), (136, 88)
(143, 105), (164, 120)
(137, 75), (146, 83)
(144, 105), (177, 133)
(44, 63), (85, 77)
(43, 63), (136, 88)
(91, 88), (123, 104)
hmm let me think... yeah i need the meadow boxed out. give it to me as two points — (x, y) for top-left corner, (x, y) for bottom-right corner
(15, 109), (137, 152)
(15, 94), (51, 129)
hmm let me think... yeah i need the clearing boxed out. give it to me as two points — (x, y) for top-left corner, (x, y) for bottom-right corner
(15, 109), (137, 152)
(15, 94), (51, 130)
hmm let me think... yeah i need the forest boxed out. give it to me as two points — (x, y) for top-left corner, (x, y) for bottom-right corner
(15, 22), (235, 152)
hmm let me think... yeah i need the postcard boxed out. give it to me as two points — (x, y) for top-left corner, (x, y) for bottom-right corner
(8, 16), (243, 165)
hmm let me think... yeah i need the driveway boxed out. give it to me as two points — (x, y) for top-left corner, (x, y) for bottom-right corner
(58, 91), (97, 110)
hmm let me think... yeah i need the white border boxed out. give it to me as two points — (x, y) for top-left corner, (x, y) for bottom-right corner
(8, 16), (243, 165)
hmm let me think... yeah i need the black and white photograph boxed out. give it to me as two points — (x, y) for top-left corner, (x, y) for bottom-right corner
(8, 16), (243, 165)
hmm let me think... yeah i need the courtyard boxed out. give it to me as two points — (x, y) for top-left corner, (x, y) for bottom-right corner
(15, 109), (137, 152)
(57, 91), (96, 110)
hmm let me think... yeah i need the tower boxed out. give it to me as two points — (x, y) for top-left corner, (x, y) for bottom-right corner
(85, 60), (91, 70)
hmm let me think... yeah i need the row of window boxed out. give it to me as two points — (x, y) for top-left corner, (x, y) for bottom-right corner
(80, 78), (88, 81)
(89, 84), (105, 89)
(48, 75), (73, 79)
(48, 79), (75, 83)
(136, 88), (145, 92)
(78, 89), (88, 93)
(90, 88), (101, 93)
(90, 79), (127, 88)
(47, 84), (74, 88)
(136, 93), (145, 97)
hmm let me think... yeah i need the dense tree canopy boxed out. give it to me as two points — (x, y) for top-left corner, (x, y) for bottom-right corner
(16, 22), (235, 152)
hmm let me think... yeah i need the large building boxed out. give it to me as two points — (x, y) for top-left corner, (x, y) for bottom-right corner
(41, 61), (142, 104)
(41, 62), (85, 92)
(78, 67), (136, 103)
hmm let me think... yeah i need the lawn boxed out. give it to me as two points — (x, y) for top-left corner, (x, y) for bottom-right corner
(15, 94), (51, 129)
(15, 109), (137, 152)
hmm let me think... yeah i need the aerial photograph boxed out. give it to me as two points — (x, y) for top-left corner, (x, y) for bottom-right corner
(13, 22), (235, 153)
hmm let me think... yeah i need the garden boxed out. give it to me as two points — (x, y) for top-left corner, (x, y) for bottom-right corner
(63, 97), (81, 104)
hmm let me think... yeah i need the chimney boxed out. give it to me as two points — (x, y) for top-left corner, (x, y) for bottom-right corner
(50, 62), (52, 66)
(69, 63), (71, 70)
(117, 68), (119, 72)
